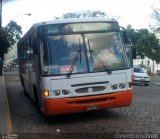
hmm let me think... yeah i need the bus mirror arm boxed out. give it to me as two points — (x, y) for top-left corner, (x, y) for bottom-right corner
(119, 26), (132, 46)
(122, 31), (132, 46)
(124, 38), (132, 47)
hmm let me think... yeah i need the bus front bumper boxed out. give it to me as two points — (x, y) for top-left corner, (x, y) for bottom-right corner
(43, 90), (133, 116)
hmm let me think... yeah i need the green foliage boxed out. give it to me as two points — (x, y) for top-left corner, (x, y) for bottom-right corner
(5, 20), (22, 45)
(61, 10), (108, 19)
(0, 20), (22, 58)
(0, 20), (22, 74)
(151, 7), (160, 24)
(62, 12), (81, 19)
(0, 28), (10, 54)
(127, 26), (160, 63)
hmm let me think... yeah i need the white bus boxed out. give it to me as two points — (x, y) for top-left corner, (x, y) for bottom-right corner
(17, 18), (133, 116)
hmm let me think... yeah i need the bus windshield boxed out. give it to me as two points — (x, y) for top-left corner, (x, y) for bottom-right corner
(40, 32), (127, 76)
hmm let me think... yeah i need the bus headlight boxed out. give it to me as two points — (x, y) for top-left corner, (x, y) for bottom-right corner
(62, 90), (70, 95)
(119, 83), (126, 89)
(53, 90), (71, 96)
(53, 90), (61, 96)
(111, 84), (118, 90)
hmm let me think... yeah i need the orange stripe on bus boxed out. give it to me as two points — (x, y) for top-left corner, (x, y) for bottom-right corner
(43, 90), (133, 116)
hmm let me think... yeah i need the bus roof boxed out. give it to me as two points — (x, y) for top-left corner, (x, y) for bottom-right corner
(33, 18), (118, 27)
(18, 18), (118, 44)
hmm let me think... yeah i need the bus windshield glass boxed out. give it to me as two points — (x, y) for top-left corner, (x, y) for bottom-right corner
(40, 32), (127, 76)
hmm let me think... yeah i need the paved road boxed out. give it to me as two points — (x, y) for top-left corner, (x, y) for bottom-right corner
(3, 71), (160, 139)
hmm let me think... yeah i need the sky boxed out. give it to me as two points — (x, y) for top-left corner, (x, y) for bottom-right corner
(2, 0), (158, 35)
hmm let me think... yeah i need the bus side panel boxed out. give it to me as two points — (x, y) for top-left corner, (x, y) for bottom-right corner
(42, 90), (133, 116)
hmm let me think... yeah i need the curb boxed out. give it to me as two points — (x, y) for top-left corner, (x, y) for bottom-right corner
(150, 81), (160, 85)
(0, 76), (13, 134)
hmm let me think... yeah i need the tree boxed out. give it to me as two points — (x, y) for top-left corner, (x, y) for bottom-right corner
(151, 1), (160, 25)
(61, 10), (108, 19)
(0, 20), (22, 75)
(62, 12), (81, 19)
(126, 25), (138, 57)
(127, 26), (160, 63)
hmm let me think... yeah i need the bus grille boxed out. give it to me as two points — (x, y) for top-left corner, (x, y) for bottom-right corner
(75, 86), (106, 93)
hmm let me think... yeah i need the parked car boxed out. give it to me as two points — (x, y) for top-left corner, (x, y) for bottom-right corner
(156, 70), (160, 76)
(133, 66), (150, 86)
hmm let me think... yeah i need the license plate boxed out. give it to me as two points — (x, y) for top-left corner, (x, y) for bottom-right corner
(86, 105), (99, 111)
(140, 79), (145, 81)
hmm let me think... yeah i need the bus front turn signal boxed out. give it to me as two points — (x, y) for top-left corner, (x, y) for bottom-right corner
(43, 90), (49, 97)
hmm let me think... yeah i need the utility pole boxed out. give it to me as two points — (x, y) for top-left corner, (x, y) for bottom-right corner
(0, 0), (2, 75)
(0, 0), (2, 29)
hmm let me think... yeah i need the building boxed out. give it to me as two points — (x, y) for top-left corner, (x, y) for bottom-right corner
(4, 41), (17, 66)
(133, 57), (160, 74)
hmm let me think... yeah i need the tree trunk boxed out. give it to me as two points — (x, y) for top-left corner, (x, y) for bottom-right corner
(0, 64), (2, 75)
(0, 52), (4, 76)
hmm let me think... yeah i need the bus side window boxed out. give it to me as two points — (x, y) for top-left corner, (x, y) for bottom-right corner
(41, 39), (50, 66)
(32, 37), (37, 54)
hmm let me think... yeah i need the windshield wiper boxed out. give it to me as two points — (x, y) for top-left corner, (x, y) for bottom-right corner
(88, 40), (112, 74)
(66, 39), (82, 78)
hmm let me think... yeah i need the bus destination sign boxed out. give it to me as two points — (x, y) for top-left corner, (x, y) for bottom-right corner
(38, 22), (119, 35)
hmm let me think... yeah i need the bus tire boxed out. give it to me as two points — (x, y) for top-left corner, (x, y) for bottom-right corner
(33, 86), (40, 108)
(21, 77), (27, 95)
(144, 84), (149, 86)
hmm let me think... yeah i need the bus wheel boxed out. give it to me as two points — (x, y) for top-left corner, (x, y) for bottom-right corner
(21, 78), (27, 95)
(33, 86), (40, 108)
(144, 84), (149, 86)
